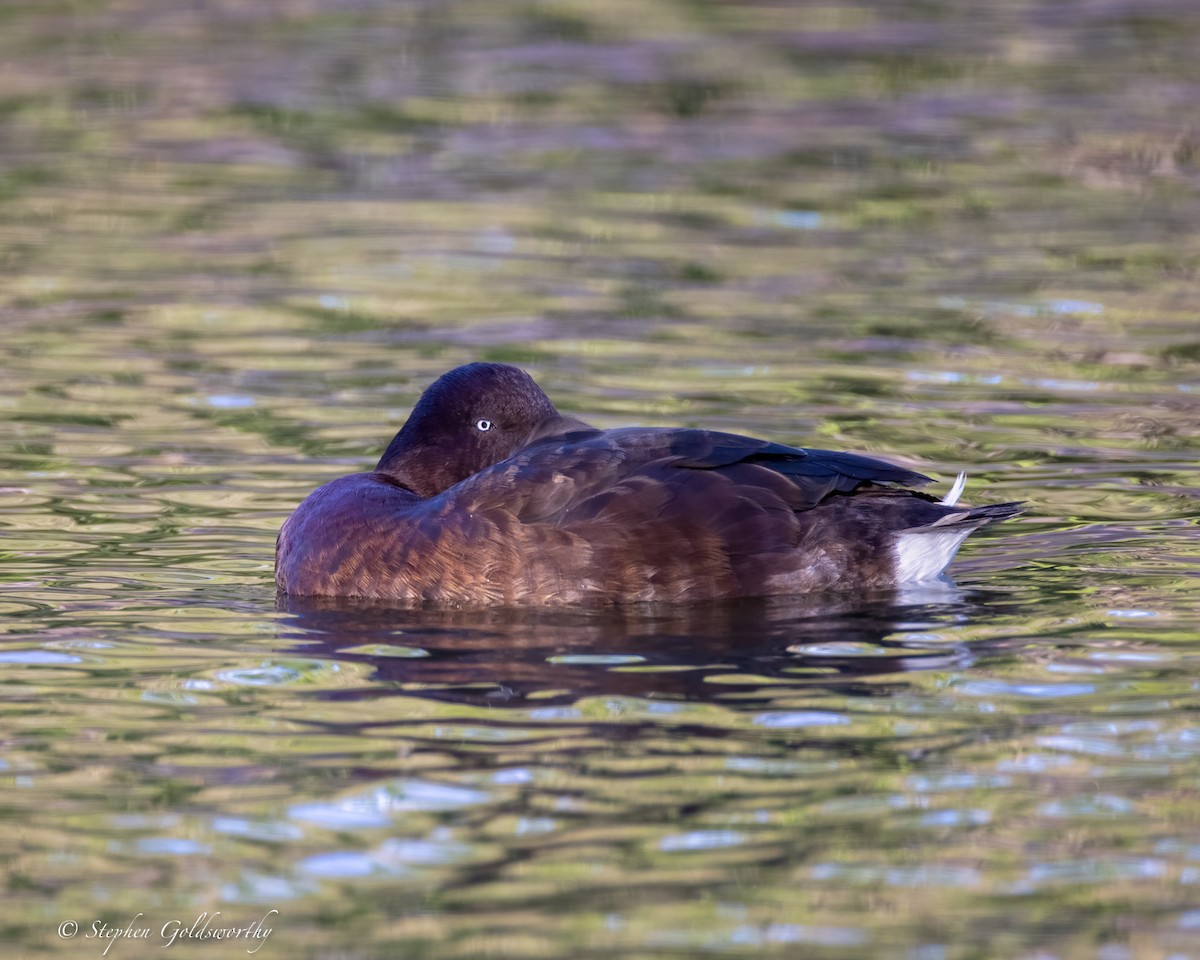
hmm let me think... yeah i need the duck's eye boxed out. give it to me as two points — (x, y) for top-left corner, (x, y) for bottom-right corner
(475, 418), (493, 432)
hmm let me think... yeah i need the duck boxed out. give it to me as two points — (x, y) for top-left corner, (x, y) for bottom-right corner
(275, 362), (1022, 605)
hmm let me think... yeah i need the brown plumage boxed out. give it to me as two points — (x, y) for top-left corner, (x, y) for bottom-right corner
(275, 363), (1023, 605)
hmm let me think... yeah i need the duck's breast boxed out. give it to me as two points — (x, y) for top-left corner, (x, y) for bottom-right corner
(276, 471), (598, 603)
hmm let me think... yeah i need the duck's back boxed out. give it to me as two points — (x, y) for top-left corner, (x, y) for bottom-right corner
(276, 422), (1019, 604)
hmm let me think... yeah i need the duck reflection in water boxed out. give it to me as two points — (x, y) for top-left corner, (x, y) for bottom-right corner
(275, 584), (1012, 710)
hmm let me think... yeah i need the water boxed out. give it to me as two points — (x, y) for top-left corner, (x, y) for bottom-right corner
(2, 1), (1199, 957)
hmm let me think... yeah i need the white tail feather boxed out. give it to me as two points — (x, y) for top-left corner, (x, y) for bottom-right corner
(941, 471), (967, 506)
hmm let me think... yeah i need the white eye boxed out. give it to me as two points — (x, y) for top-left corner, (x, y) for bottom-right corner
(475, 418), (493, 432)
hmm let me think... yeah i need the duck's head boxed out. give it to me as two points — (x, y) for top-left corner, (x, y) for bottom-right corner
(375, 362), (559, 497)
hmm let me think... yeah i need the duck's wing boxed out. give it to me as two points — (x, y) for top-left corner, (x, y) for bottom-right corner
(662, 429), (932, 509)
(443, 425), (931, 522)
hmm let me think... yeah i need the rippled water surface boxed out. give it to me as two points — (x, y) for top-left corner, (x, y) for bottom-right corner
(2, 2), (1199, 957)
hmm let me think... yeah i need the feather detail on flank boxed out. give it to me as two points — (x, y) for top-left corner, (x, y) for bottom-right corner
(893, 475), (1023, 583)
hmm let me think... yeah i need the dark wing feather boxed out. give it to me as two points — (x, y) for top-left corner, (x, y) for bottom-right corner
(668, 430), (930, 483)
(662, 429), (931, 509)
(445, 424), (931, 523)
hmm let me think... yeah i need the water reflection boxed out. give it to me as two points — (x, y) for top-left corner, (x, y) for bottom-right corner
(275, 586), (1002, 709)
(3, 0), (1200, 953)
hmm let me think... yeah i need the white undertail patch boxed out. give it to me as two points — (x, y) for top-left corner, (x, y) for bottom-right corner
(894, 473), (976, 582)
(894, 527), (976, 582)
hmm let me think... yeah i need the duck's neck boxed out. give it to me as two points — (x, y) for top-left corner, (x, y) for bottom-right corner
(374, 432), (434, 497)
